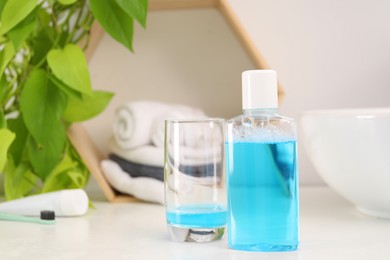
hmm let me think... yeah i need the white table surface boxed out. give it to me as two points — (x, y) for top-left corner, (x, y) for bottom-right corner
(1, 186), (390, 260)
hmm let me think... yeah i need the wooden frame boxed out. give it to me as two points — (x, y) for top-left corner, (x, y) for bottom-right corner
(74, 0), (285, 202)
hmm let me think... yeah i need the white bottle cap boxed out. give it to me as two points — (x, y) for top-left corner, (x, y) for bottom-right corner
(242, 70), (278, 109)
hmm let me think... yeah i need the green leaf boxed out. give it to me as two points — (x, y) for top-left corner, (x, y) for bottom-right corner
(0, 1), (7, 19)
(43, 169), (86, 192)
(20, 69), (67, 144)
(58, 0), (78, 5)
(0, 76), (7, 102)
(63, 90), (114, 122)
(42, 143), (89, 192)
(0, 128), (15, 172)
(27, 127), (66, 180)
(7, 116), (29, 165)
(8, 7), (38, 50)
(90, 0), (134, 51)
(20, 70), (67, 178)
(0, 0), (39, 35)
(66, 170), (86, 187)
(4, 159), (37, 200)
(47, 44), (92, 95)
(30, 26), (54, 66)
(0, 110), (5, 128)
(0, 41), (15, 79)
(43, 150), (79, 191)
(115, 0), (148, 28)
(49, 73), (82, 100)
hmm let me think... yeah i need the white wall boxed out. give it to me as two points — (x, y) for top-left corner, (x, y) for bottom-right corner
(227, 0), (390, 184)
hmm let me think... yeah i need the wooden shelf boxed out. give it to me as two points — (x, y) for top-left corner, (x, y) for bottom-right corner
(68, 124), (139, 202)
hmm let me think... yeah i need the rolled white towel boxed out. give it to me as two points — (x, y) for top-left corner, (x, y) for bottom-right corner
(150, 106), (207, 148)
(113, 101), (170, 149)
(109, 140), (164, 167)
(101, 160), (164, 205)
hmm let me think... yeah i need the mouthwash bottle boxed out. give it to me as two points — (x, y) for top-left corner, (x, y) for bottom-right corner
(225, 70), (299, 251)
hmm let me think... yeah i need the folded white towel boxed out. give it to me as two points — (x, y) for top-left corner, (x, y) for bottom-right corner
(113, 101), (207, 150)
(109, 140), (164, 167)
(101, 160), (164, 204)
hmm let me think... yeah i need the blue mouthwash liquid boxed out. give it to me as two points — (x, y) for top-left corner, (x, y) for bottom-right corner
(226, 141), (299, 251)
(166, 204), (227, 228)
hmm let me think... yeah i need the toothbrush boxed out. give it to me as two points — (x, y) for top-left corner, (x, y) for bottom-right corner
(0, 210), (56, 225)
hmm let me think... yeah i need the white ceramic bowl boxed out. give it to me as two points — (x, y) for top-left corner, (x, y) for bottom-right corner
(300, 108), (390, 218)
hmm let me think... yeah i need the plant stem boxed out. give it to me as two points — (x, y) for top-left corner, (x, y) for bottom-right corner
(66, 2), (84, 43)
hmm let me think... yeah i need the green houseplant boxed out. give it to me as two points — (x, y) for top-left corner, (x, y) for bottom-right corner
(0, 0), (147, 200)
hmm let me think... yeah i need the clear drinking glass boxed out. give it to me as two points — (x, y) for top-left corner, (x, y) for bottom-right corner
(164, 118), (226, 242)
